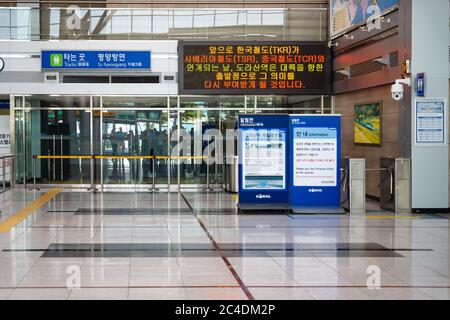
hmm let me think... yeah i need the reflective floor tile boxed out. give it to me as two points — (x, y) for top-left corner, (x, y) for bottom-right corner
(250, 288), (314, 300)
(186, 288), (248, 300)
(8, 288), (71, 300)
(362, 287), (434, 300)
(129, 263), (184, 286)
(128, 288), (188, 300)
(53, 228), (98, 244)
(18, 258), (85, 288)
(0, 289), (13, 300)
(68, 288), (129, 300)
(80, 264), (131, 287)
(305, 288), (373, 300)
(417, 287), (450, 300)
(1, 189), (449, 300)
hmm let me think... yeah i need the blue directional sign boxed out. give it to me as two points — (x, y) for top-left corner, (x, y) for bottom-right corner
(289, 115), (341, 211)
(41, 50), (151, 70)
(238, 114), (290, 210)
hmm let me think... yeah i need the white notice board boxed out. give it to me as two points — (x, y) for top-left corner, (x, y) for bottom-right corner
(415, 98), (446, 146)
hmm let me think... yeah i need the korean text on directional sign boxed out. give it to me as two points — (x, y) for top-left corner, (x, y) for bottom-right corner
(41, 50), (151, 70)
(179, 41), (331, 95)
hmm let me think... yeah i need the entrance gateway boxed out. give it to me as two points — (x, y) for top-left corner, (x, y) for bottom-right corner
(10, 41), (333, 191)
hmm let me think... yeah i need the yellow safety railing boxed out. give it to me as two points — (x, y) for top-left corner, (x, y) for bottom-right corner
(35, 155), (208, 160)
(32, 154), (212, 192)
(36, 155), (92, 159)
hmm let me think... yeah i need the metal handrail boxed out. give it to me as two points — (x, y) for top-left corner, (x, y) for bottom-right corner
(35, 155), (208, 159)
(0, 154), (14, 160)
(0, 154), (15, 193)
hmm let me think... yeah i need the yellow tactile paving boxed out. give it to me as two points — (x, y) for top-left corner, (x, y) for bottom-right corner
(366, 215), (421, 219)
(0, 188), (62, 233)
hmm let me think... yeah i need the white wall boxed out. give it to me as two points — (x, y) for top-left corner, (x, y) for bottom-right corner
(410, 0), (449, 209)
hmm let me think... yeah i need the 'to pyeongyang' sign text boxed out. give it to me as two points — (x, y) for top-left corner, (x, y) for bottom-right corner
(178, 41), (331, 95)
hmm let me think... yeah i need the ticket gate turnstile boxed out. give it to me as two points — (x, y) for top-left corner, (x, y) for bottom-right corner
(341, 158), (366, 214)
(379, 157), (411, 214)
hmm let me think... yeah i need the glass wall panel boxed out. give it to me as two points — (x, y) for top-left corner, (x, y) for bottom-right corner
(152, 10), (170, 37)
(12, 94), (329, 188)
(15, 96), (92, 185)
(0, 7), (328, 40)
(168, 101), (178, 188)
(131, 11), (152, 34)
(111, 10), (132, 35)
(256, 96), (288, 110)
(13, 97), (25, 184)
(0, 8), (10, 39)
(10, 8), (39, 40)
(179, 96), (245, 185)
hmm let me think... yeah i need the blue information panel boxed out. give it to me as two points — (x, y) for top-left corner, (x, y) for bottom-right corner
(238, 114), (289, 209)
(41, 50), (151, 70)
(289, 115), (341, 209)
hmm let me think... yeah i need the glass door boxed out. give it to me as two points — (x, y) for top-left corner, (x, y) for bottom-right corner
(13, 95), (92, 186)
(101, 96), (169, 188)
(13, 96), (25, 184)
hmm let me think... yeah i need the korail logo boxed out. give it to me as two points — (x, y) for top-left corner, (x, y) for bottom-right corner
(308, 188), (323, 193)
(256, 194), (271, 199)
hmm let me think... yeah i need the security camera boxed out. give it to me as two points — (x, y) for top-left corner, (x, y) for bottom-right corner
(391, 82), (404, 101)
(391, 78), (411, 101)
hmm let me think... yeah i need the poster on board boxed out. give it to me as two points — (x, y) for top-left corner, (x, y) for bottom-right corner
(415, 98), (446, 146)
(242, 129), (286, 190)
(292, 127), (338, 188)
(289, 115), (341, 211)
(330, 0), (398, 38)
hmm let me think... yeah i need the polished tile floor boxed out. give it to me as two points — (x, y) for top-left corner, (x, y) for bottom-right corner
(0, 189), (449, 300)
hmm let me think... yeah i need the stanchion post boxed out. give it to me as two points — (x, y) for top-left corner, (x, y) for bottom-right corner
(32, 155), (40, 191)
(204, 157), (213, 192)
(151, 156), (159, 192)
(89, 155), (97, 192)
(11, 156), (15, 188)
(167, 158), (171, 192)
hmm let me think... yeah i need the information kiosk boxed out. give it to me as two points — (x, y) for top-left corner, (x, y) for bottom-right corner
(289, 115), (343, 214)
(237, 114), (290, 212)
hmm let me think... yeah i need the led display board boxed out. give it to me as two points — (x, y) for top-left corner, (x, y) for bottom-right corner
(179, 41), (331, 95)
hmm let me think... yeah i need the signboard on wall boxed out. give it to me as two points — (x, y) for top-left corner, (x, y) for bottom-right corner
(41, 50), (151, 70)
(0, 100), (11, 180)
(0, 116), (10, 151)
(415, 98), (446, 146)
(330, 0), (398, 38)
(238, 114), (289, 209)
(179, 41), (331, 95)
(289, 115), (341, 210)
